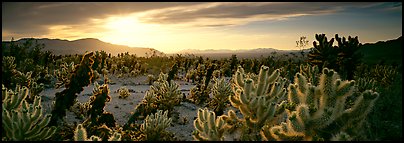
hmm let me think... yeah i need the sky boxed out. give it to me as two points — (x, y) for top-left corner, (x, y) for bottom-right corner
(2, 2), (402, 53)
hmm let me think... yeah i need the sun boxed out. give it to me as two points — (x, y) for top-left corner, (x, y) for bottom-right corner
(101, 15), (159, 47)
(105, 16), (140, 33)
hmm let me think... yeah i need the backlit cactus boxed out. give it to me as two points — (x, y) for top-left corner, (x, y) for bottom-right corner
(265, 68), (379, 141)
(2, 85), (57, 141)
(74, 123), (121, 141)
(193, 108), (226, 141)
(230, 66), (287, 126)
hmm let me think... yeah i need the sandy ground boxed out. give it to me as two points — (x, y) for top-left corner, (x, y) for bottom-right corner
(39, 74), (232, 141)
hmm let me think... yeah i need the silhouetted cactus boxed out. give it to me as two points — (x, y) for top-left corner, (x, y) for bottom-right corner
(49, 52), (95, 126)
(84, 83), (114, 128)
(2, 85), (57, 141)
(189, 63), (216, 105)
(335, 34), (363, 80)
(167, 63), (178, 83)
(308, 34), (339, 70)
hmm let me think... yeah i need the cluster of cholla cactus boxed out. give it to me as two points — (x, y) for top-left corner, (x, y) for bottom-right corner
(74, 124), (121, 141)
(126, 73), (182, 127)
(50, 52), (95, 126)
(262, 68), (379, 141)
(193, 65), (288, 141)
(2, 85), (57, 141)
(207, 77), (233, 115)
(118, 86), (131, 99)
(139, 110), (173, 141)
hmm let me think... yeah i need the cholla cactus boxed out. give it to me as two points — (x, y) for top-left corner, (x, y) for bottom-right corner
(74, 124), (121, 141)
(126, 73), (181, 127)
(193, 65), (288, 141)
(354, 77), (376, 92)
(2, 85), (57, 141)
(140, 110), (172, 141)
(151, 73), (182, 111)
(193, 108), (226, 141)
(231, 66), (286, 132)
(86, 83), (113, 127)
(146, 74), (155, 85)
(330, 131), (352, 141)
(299, 64), (320, 85)
(185, 69), (196, 82)
(28, 81), (44, 103)
(265, 68), (379, 141)
(207, 77), (232, 115)
(54, 62), (75, 88)
(118, 86), (131, 99)
(50, 52), (95, 126)
(110, 64), (118, 75)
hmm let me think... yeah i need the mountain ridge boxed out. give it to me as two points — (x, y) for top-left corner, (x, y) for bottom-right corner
(3, 38), (163, 57)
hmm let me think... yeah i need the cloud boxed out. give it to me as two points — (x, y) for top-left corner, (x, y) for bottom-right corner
(2, 2), (398, 40)
(2, 2), (202, 39)
(137, 2), (389, 27)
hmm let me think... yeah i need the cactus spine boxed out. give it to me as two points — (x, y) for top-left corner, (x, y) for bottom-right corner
(2, 85), (57, 141)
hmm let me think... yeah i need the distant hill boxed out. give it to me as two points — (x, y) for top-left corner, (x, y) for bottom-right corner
(360, 36), (402, 65)
(174, 36), (402, 63)
(175, 48), (310, 59)
(2, 38), (164, 57)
